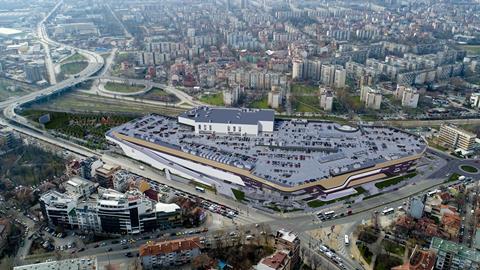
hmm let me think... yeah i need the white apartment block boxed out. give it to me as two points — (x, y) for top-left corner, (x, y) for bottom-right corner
(471, 93), (480, 109)
(319, 86), (334, 111)
(439, 124), (477, 151)
(396, 85), (420, 108)
(361, 86), (382, 110)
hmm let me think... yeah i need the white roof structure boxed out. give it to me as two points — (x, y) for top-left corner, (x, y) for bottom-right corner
(0, 27), (22, 37)
(155, 202), (180, 213)
(277, 229), (298, 243)
(13, 256), (97, 270)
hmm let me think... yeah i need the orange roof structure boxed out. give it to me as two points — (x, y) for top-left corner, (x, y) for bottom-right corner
(139, 237), (202, 257)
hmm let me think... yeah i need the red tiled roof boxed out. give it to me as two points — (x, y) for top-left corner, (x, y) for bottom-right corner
(259, 251), (288, 270)
(139, 237), (201, 257)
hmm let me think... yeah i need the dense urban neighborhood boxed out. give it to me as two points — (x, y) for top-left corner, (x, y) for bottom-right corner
(1, 0), (480, 269)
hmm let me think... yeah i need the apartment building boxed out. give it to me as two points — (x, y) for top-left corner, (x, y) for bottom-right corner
(361, 86), (382, 110)
(139, 237), (202, 269)
(319, 86), (334, 111)
(438, 124), (477, 151)
(471, 93), (480, 109)
(396, 85), (420, 108)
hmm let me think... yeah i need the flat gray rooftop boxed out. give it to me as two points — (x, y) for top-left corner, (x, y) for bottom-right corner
(180, 106), (275, 125)
(109, 115), (426, 187)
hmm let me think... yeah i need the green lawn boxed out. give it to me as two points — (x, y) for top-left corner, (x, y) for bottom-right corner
(231, 188), (245, 201)
(61, 52), (86, 63)
(200, 92), (224, 106)
(292, 96), (321, 113)
(427, 139), (449, 152)
(27, 92), (185, 116)
(460, 165), (478, 173)
(291, 84), (318, 95)
(446, 173), (461, 183)
(374, 254), (403, 270)
(249, 96), (269, 109)
(375, 172), (417, 189)
(141, 88), (180, 103)
(357, 242), (373, 264)
(104, 82), (145, 93)
(290, 84), (322, 113)
(21, 110), (135, 150)
(60, 61), (89, 75)
(382, 239), (405, 256)
(461, 45), (480, 55)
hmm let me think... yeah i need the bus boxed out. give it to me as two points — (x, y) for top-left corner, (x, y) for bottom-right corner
(323, 211), (335, 218)
(344, 235), (350, 245)
(382, 208), (395, 215)
(427, 190), (439, 197)
(195, 186), (206, 193)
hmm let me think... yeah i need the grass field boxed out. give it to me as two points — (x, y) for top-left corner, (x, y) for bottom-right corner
(291, 84), (322, 113)
(374, 172), (417, 189)
(104, 82), (145, 93)
(382, 239), (405, 256)
(60, 61), (89, 75)
(460, 165), (478, 173)
(249, 96), (269, 109)
(141, 88), (180, 103)
(291, 84), (318, 95)
(231, 189), (245, 201)
(200, 92), (223, 106)
(446, 173), (461, 183)
(22, 110), (134, 149)
(292, 96), (321, 113)
(61, 52), (86, 63)
(27, 92), (186, 116)
(461, 45), (480, 55)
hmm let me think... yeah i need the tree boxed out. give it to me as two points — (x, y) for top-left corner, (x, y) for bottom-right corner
(191, 253), (212, 270)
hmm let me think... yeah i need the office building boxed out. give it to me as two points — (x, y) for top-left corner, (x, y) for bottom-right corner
(40, 180), (182, 235)
(430, 237), (480, 270)
(95, 163), (120, 188)
(439, 124), (477, 151)
(139, 237), (202, 269)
